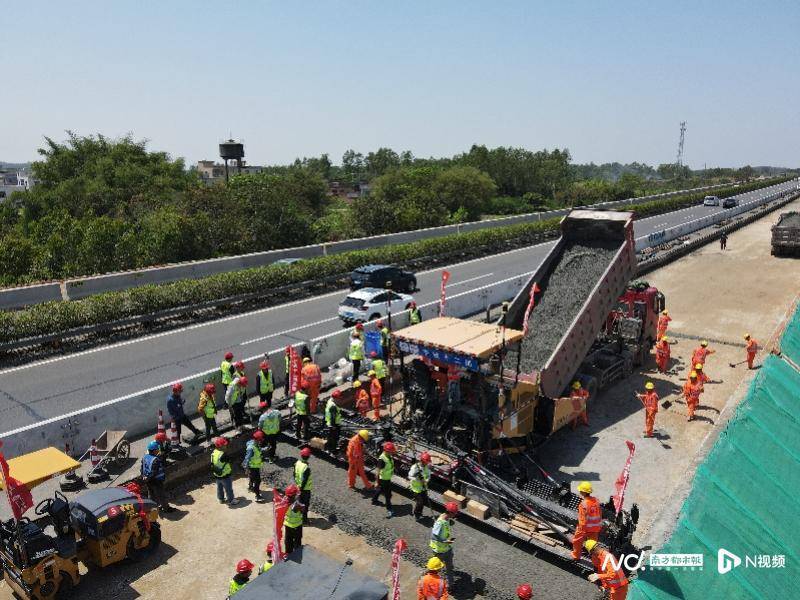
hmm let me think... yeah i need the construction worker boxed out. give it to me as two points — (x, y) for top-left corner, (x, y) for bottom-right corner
(370, 351), (388, 398)
(720, 232), (728, 250)
(369, 370), (383, 420)
(516, 584), (533, 600)
(258, 401), (281, 462)
(372, 441), (396, 518)
(301, 356), (322, 413)
(409, 451), (432, 520)
(418, 557), (448, 600)
(377, 319), (391, 361)
(141, 440), (174, 513)
(584, 539), (629, 600)
(354, 380), (370, 417)
(636, 382), (659, 438)
(242, 430), (265, 501)
(212, 437), (238, 505)
(691, 362), (709, 386)
(570, 381), (589, 429)
(233, 360), (246, 379)
(325, 390), (342, 452)
(198, 383), (220, 441)
(349, 330), (364, 381)
(220, 352), (235, 395)
(283, 484), (305, 554)
(225, 375), (249, 430)
(347, 429), (374, 490)
(410, 301), (422, 325)
(259, 541), (276, 574)
(691, 341), (715, 375)
(284, 346), (291, 396)
(654, 337), (671, 373)
(293, 382), (311, 440)
(256, 361), (274, 408)
(744, 334), (759, 369)
(571, 481), (602, 560)
(228, 559), (255, 597)
(154, 431), (169, 456)
(656, 310), (671, 340)
(430, 502), (459, 589)
(166, 382), (200, 442)
(683, 371), (703, 422)
(294, 447), (313, 523)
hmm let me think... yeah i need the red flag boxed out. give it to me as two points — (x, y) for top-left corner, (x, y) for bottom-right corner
(390, 538), (408, 600)
(272, 488), (290, 562)
(439, 271), (451, 317)
(289, 347), (302, 395)
(0, 446), (33, 521)
(522, 282), (542, 336)
(612, 440), (636, 515)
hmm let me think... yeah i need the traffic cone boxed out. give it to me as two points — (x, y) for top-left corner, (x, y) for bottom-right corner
(157, 410), (166, 438)
(90, 439), (100, 468)
(169, 420), (179, 448)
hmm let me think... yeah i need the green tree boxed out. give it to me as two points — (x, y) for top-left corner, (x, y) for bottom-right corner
(365, 148), (401, 178)
(431, 166), (496, 220)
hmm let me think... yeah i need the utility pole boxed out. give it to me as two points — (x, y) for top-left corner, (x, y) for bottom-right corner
(676, 121), (687, 167)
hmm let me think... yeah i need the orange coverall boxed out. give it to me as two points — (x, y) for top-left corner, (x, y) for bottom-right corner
(655, 339), (670, 372)
(656, 314), (671, 340)
(688, 368), (708, 387)
(682, 380), (703, 419)
(418, 572), (448, 600)
(570, 388), (590, 428)
(370, 377), (383, 420)
(355, 388), (371, 417)
(571, 495), (602, 559)
(346, 433), (373, 490)
(301, 362), (322, 413)
(746, 338), (759, 369)
(638, 390), (659, 437)
(591, 548), (629, 600)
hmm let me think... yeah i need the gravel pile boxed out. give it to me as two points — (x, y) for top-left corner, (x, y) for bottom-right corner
(507, 241), (619, 373)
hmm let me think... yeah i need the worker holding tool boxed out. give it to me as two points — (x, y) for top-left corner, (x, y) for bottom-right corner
(516, 584), (533, 600)
(301, 356), (322, 413)
(258, 402), (281, 462)
(691, 341), (715, 375)
(294, 447), (313, 523)
(225, 375), (249, 430)
(370, 351), (388, 397)
(636, 382), (659, 438)
(654, 337), (671, 373)
(683, 371), (703, 422)
(584, 539), (629, 600)
(141, 440), (174, 513)
(256, 361), (274, 408)
(325, 390), (343, 452)
(377, 319), (391, 360)
(283, 484), (305, 554)
(242, 430), (265, 501)
(372, 441), (396, 518)
(369, 370), (383, 420)
(227, 559), (255, 597)
(220, 351), (235, 395)
(293, 381), (311, 440)
(657, 310), (671, 340)
(570, 381), (589, 429)
(166, 382), (201, 442)
(744, 334), (759, 369)
(198, 383), (220, 441)
(211, 437), (238, 505)
(417, 557), (448, 600)
(347, 429), (374, 490)
(259, 541), (276, 574)
(409, 451), (432, 520)
(349, 330), (365, 381)
(410, 301), (422, 325)
(354, 380), (370, 417)
(430, 502), (459, 589)
(571, 481), (602, 559)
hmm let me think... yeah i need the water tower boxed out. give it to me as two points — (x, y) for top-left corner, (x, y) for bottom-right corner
(219, 139), (245, 182)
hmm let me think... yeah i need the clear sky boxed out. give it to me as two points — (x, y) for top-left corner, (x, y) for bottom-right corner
(4, 1), (799, 169)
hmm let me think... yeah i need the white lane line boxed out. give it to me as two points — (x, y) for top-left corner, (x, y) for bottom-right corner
(239, 316), (340, 346)
(448, 273), (494, 287)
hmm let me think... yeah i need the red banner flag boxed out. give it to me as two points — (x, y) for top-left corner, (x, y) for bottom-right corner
(612, 440), (636, 515)
(272, 488), (290, 562)
(522, 283), (542, 336)
(0, 444), (33, 521)
(439, 271), (451, 317)
(390, 538), (408, 600)
(289, 347), (302, 395)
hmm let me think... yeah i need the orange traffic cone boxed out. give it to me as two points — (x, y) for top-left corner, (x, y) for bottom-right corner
(90, 439), (100, 468)
(157, 410), (166, 438)
(169, 420), (179, 447)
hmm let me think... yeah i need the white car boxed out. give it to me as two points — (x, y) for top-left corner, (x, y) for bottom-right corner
(338, 287), (415, 325)
(703, 195), (720, 206)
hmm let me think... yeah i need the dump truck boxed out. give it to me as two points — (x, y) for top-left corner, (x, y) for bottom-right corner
(771, 211), (800, 256)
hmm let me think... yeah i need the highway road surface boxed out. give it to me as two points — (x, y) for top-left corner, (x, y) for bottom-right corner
(0, 181), (795, 433)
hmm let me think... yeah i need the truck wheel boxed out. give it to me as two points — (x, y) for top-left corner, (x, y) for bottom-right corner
(126, 522), (161, 562)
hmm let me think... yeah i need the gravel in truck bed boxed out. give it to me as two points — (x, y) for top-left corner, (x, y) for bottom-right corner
(777, 212), (800, 227)
(507, 241), (620, 373)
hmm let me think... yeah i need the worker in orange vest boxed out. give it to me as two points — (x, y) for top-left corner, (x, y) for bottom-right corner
(691, 341), (715, 376)
(418, 557), (448, 600)
(683, 371), (703, 422)
(300, 357), (322, 414)
(354, 381), (370, 417)
(654, 338), (671, 373)
(571, 481), (603, 560)
(585, 540), (629, 600)
(570, 381), (589, 429)
(744, 334), (759, 369)
(346, 429), (374, 490)
(656, 310), (671, 340)
(369, 370), (382, 421)
(636, 382), (659, 438)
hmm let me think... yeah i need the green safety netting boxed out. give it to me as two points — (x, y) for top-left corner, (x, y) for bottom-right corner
(779, 304), (800, 366)
(629, 354), (800, 600)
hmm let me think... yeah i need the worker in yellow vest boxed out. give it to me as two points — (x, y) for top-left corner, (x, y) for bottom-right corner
(377, 319), (391, 361)
(198, 383), (219, 441)
(220, 352), (235, 394)
(259, 541), (276, 574)
(211, 437), (237, 505)
(294, 447), (313, 523)
(430, 502), (459, 589)
(256, 361), (274, 408)
(227, 559), (254, 597)
(370, 351), (388, 399)
(283, 484), (305, 554)
(242, 430), (265, 501)
(371, 441), (396, 518)
(258, 402), (281, 462)
(349, 331), (364, 381)
(293, 382), (310, 441)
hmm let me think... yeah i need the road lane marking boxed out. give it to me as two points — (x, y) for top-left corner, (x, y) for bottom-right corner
(448, 273), (494, 287)
(239, 316), (340, 346)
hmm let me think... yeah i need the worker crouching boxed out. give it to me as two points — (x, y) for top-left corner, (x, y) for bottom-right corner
(228, 559), (255, 597)
(585, 539), (629, 600)
(571, 481), (602, 560)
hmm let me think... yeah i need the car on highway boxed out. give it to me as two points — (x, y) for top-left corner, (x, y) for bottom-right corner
(349, 264), (417, 292)
(273, 257), (305, 266)
(722, 197), (739, 208)
(338, 287), (415, 325)
(703, 195), (720, 206)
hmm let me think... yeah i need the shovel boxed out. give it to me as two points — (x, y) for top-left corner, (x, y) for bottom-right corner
(728, 359), (748, 368)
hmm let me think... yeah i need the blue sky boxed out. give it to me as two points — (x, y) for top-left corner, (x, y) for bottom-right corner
(4, 1), (799, 168)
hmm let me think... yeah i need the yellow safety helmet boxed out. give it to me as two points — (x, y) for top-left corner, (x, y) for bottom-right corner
(662, 309), (668, 315)
(572, 381), (582, 390)
(358, 429), (370, 441)
(744, 333), (751, 340)
(689, 370), (698, 379)
(427, 557), (444, 571)
(303, 357), (311, 363)
(694, 363), (703, 371)
(700, 340), (708, 347)
(368, 370), (376, 377)
(353, 380), (362, 388)
(577, 481), (592, 494)
(584, 539), (598, 552)
(645, 382), (655, 390)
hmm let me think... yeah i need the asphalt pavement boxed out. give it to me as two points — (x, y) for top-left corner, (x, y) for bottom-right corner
(0, 181), (794, 433)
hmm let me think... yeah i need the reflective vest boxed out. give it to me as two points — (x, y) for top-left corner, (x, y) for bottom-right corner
(410, 307), (421, 324)
(430, 517), (452, 553)
(228, 578), (247, 596)
(418, 573), (447, 600)
(284, 352), (290, 374)
(260, 410), (281, 435)
(372, 358), (387, 379)
(380, 327), (390, 346)
(409, 462), (430, 493)
(259, 370), (274, 394)
(230, 384), (244, 405)
(285, 502), (303, 528)
(378, 452), (394, 481)
(221, 360), (233, 385)
(592, 548), (629, 589)
(246, 440), (263, 468)
(349, 338), (364, 361)
(325, 399), (341, 426)
(258, 561), (273, 575)
(199, 391), (216, 418)
(294, 460), (313, 490)
(294, 391), (308, 415)
(211, 449), (232, 478)
(579, 496), (603, 533)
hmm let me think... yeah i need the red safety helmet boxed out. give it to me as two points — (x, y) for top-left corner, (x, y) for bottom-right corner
(445, 501), (459, 515)
(410, 301), (417, 308)
(253, 430), (265, 441)
(370, 351), (378, 358)
(172, 382), (183, 393)
(420, 451), (431, 464)
(204, 383), (216, 394)
(238, 376), (248, 387)
(331, 389), (342, 398)
(236, 559), (255, 574)
(234, 360), (245, 370)
(376, 320), (384, 328)
(155, 432), (167, 443)
(214, 437), (229, 448)
(355, 323), (364, 331)
(383, 442), (396, 454)
(300, 447), (312, 459)
(516, 584), (533, 600)
(259, 401), (268, 410)
(260, 361), (269, 370)
(285, 484), (299, 497)
(225, 352), (234, 361)
(265, 540), (275, 554)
